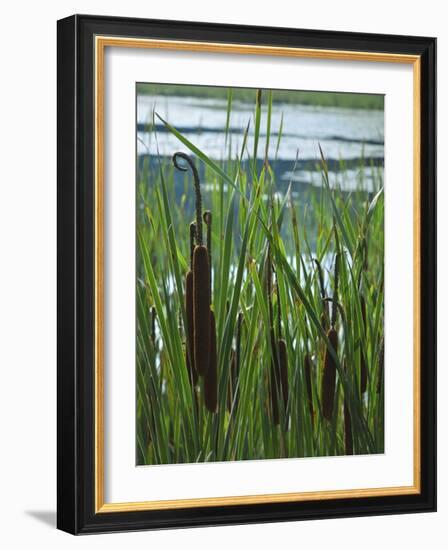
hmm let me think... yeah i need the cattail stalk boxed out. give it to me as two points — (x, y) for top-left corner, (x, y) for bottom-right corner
(189, 222), (196, 270)
(322, 327), (338, 420)
(173, 152), (203, 246)
(204, 311), (218, 412)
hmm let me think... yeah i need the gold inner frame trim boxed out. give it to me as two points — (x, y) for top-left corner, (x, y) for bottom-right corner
(94, 35), (421, 513)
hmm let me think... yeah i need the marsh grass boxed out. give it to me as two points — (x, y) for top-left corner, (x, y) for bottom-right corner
(136, 88), (384, 465)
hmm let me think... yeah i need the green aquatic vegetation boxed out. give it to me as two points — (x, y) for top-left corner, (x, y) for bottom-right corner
(136, 88), (384, 464)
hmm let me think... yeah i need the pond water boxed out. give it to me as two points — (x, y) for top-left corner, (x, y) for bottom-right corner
(137, 94), (384, 193)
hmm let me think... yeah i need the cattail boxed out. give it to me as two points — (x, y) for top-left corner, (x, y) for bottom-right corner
(304, 352), (314, 424)
(360, 295), (368, 394)
(322, 326), (338, 421)
(204, 311), (217, 413)
(376, 337), (384, 394)
(173, 152), (211, 377)
(185, 223), (197, 386)
(193, 245), (211, 376)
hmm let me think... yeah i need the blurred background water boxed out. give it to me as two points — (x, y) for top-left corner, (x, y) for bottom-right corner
(137, 90), (384, 194)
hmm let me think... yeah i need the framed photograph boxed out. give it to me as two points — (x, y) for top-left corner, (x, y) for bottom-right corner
(57, 14), (436, 534)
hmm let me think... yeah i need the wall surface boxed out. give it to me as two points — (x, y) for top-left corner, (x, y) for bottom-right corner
(0, 1), (444, 547)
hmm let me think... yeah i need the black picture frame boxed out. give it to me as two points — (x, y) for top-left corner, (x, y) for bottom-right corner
(57, 14), (436, 534)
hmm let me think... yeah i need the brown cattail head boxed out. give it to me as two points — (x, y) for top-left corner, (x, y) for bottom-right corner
(304, 352), (314, 424)
(278, 339), (289, 415)
(360, 295), (368, 394)
(185, 270), (197, 386)
(193, 245), (211, 376)
(321, 327), (338, 421)
(204, 310), (218, 413)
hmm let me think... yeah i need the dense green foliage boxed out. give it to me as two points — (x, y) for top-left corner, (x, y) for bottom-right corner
(136, 89), (384, 465)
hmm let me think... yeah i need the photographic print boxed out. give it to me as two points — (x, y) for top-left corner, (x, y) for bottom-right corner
(136, 83), (385, 465)
(58, 16), (436, 533)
